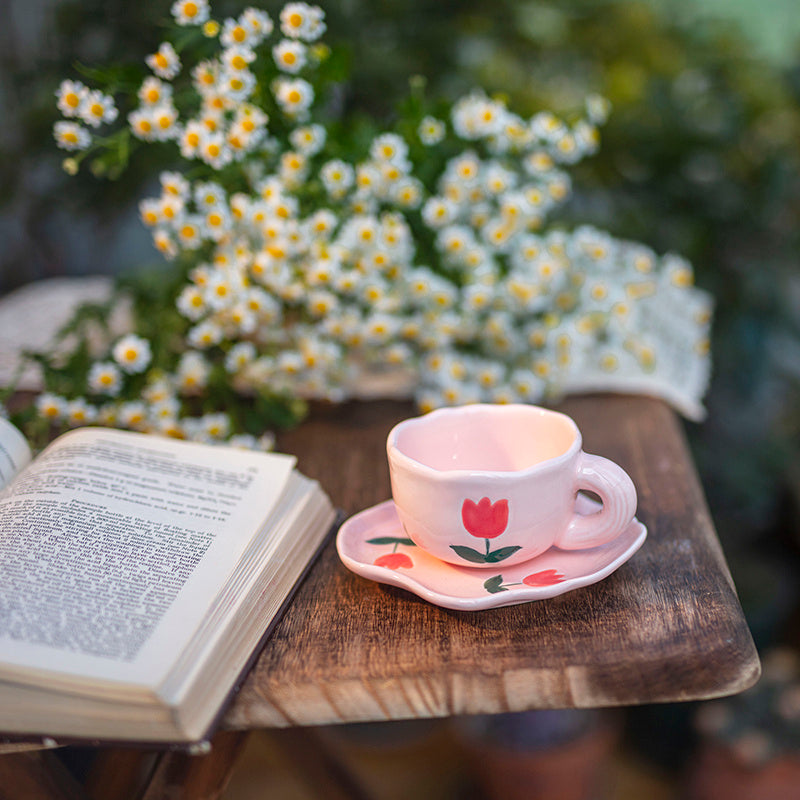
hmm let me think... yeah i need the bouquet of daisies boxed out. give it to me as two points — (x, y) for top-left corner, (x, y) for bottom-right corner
(34, 0), (711, 446)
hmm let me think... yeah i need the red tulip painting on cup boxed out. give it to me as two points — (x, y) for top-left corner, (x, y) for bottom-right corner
(367, 535), (416, 570)
(483, 569), (566, 594)
(452, 497), (522, 564)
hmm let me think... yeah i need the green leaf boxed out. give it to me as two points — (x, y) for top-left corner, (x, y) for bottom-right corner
(486, 545), (523, 563)
(483, 575), (508, 594)
(449, 545), (489, 564)
(366, 537), (416, 546)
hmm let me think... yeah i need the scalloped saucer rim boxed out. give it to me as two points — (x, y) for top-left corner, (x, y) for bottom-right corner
(336, 496), (647, 610)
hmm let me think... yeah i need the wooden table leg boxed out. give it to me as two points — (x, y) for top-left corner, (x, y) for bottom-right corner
(139, 731), (249, 800)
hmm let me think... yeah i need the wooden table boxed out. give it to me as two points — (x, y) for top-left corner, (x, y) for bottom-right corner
(0, 395), (760, 799)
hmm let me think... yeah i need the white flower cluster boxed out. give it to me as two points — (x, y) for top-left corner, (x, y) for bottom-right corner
(49, 1), (713, 444)
(54, 80), (118, 151)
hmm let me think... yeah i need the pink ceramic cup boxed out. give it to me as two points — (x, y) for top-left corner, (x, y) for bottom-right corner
(387, 404), (637, 568)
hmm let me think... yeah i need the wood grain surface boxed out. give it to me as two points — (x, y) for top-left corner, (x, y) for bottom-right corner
(225, 395), (760, 729)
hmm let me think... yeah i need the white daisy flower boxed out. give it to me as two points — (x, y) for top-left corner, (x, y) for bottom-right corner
(171, 0), (210, 26)
(176, 215), (206, 249)
(289, 123), (326, 155)
(176, 351), (210, 392)
(280, 3), (326, 41)
(88, 362), (123, 396)
(35, 392), (67, 421)
(138, 77), (172, 107)
(192, 60), (219, 95)
(200, 412), (230, 439)
(112, 334), (153, 374)
(225, 341), (257, 372)
(199, 133), (234, 169)
(96, 403), (120, 427)
(370, 133), (409, 166)
(178, 120), (206, 158)
(392, 177), (423, 209)
(222, 45), (256, 73)
(221, 15), (254, 48)
(194, 181), (226, 209)
(151, 103), (180, 141)
(585, 94), (611, 125)
(53, 121), (90, 151)
(188, 320), (224, 349)
(56, 80), (87, 117)
(65, 398), (98, 427)
(204, 206), (233, 240)
(273, 77), (314, 117)
(159, 171), (189, 198)
(139, 198), (162, 227)
(118, 401), (149, 430)
(241, 8), (274, 42)
(220, 69), (256, 102)
(418, 115), (445, 145)
(421, 196), (457, 229)
(146, 42), (181, 80)
(273, 39), (308, 73)
(176, 285), (207, 323)
(320, 158), (355, 198)
(128, 107), (158, 141)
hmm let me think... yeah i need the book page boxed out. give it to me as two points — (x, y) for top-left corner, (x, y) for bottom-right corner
(0, 427), (295, 690)
(0, 419), (32, 490)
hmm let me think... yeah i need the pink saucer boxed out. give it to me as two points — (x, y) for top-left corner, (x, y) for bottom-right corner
(336, 495), (647, 610)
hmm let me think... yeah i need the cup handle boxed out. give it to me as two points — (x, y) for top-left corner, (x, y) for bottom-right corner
(554, 453), (637, 550)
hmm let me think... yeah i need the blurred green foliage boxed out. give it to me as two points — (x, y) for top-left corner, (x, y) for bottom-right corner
(2, 0), (799, 549)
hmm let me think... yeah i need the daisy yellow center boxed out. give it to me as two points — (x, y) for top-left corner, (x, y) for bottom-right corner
(231, 55), (247, 70)
(155, 54), (169, 69)
(186, 131), (200, 146)
(181, 225), (195, 238)
(287, 89), (301, 103)
(124, 348), (138, 361)
(100, 374), (114, 385)
(230, 78), (244, 91)
(232, 26), (246, 42)
(207, 143), (221, 157)
(159, 115), (172, 129)
(63, 131), (78, 144)
(242, 119), (255, 132)
(139, 119), (152, 132)
(65, 92), (80, 108)
(283, 52), (297, 65)
(90, 102), (104, 117)
(289, 12), (303, 27)
(184, 2), (198, 17)
(208, 212), (222, 225)
(146, 89), (160, 103)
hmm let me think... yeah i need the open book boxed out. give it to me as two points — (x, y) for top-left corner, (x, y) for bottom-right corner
(0, 418), (335, 746)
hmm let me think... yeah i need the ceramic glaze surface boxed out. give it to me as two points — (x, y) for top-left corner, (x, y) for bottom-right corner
(392, 404), (575, 472)
(336, 497), (648, 610)
(387, 404), (638, 568)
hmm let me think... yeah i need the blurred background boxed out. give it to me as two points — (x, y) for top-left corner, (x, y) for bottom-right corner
(2, 0), (800, 797)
